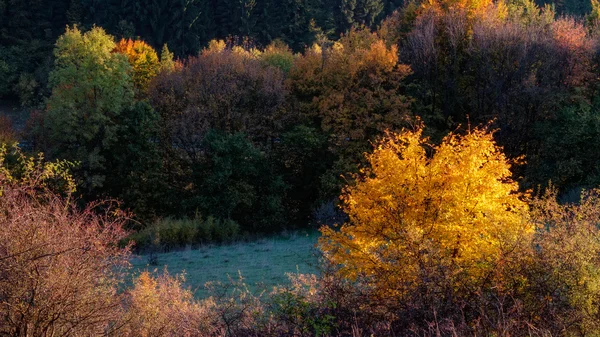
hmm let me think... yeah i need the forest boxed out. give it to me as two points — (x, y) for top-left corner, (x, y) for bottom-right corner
(3, 0), (600, 335)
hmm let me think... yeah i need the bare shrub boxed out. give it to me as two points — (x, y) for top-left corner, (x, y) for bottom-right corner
(0, 187), (130, 336)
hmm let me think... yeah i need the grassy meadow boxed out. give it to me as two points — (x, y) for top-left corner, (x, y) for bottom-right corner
(129, 231), (321, 299)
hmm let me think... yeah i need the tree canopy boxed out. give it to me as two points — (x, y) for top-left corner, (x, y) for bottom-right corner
(320, 125), (533, 298)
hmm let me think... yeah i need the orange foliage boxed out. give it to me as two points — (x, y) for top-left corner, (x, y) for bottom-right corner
(551, 18), (595, 87)
(320, 125), (533, 299)
(114, 38), (160, 94)
(289, 28), (412, 155)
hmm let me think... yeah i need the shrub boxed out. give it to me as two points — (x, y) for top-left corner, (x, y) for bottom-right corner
(315, 124), (600, 335)
(122, 271), (224, 336)
(522, 188), (600, 334)
(320, 125), (532, 303)
(130, 216), (241, 252)
(0, 146), (131, 336)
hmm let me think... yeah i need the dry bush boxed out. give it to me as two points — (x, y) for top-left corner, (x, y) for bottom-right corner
(523, 188), (600, 335)
(0, 186), (130, 336)
(121, 271), (225, 337)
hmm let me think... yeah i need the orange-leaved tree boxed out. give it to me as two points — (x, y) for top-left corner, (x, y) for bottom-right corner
(289, 28), (412, 156)
(288, 28), (413, 196)
(319, 124), (533, 301)
(114, 38), (160, 95)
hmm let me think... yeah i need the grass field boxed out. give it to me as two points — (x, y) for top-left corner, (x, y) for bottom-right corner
(129, 231), (321, 298)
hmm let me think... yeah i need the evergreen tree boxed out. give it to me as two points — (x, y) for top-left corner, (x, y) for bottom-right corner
(357, 0), (385, 27)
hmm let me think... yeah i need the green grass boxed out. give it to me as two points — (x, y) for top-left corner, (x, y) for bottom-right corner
(129, 231), (321, 298)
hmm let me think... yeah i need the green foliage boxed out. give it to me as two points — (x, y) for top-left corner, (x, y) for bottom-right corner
(104, 101), (165, 220)
(129, 216), (240, 251)
(194, 130), (287, 232)
(0, 54), (10, 97)
(150, 45), (290, 230)
(0, 144), (76, 197)
(259, 40), (295, 74)
(0, 0), (71, 102)
(44, 25), (134, 193)
(274, 125), (331, 224)
(42, 27), (164, 221)
(270, 291), (337, 336)
(527, 100), (600, 193)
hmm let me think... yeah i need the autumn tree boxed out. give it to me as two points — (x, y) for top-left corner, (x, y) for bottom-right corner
(320, 125), (533, 303)
(113, 38), (160, 95)
(151, 40), (287, 149)
(43, 26), (133, 194)
(40, 26), (165, 216)
(290, 28), (411, 152)
(149, 41), (289, 228)
(399, 0), (597, 188)
(288, 28), (412, 196)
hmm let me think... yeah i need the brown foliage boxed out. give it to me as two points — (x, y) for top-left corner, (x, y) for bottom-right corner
(0, 188), (130, 336)
(150, 42), (287, 161)
(402, 2), (597, 158)
(289, 28), (413, 156)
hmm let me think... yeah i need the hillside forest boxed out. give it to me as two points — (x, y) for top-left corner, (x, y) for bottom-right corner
(4, 0), (600, 335)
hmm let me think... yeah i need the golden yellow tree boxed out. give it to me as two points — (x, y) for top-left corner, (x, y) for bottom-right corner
(319, 125), (533, 299)
(114, 38), (160, 95)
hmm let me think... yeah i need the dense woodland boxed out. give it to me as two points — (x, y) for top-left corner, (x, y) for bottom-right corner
(4, 0), (600, 231)
(3, 0), (600, 335)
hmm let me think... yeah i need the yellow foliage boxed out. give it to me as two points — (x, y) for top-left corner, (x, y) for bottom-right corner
(0, 145), (76, 195)
(204, 39), (263, 61)
(114, 39), (160, 94)
(363, 40), (399, 72)
(205, 39), (227, 54)
(319, 125), (533, 298)
(423, 0), (493, 17)
(123, 270), (222, 336)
